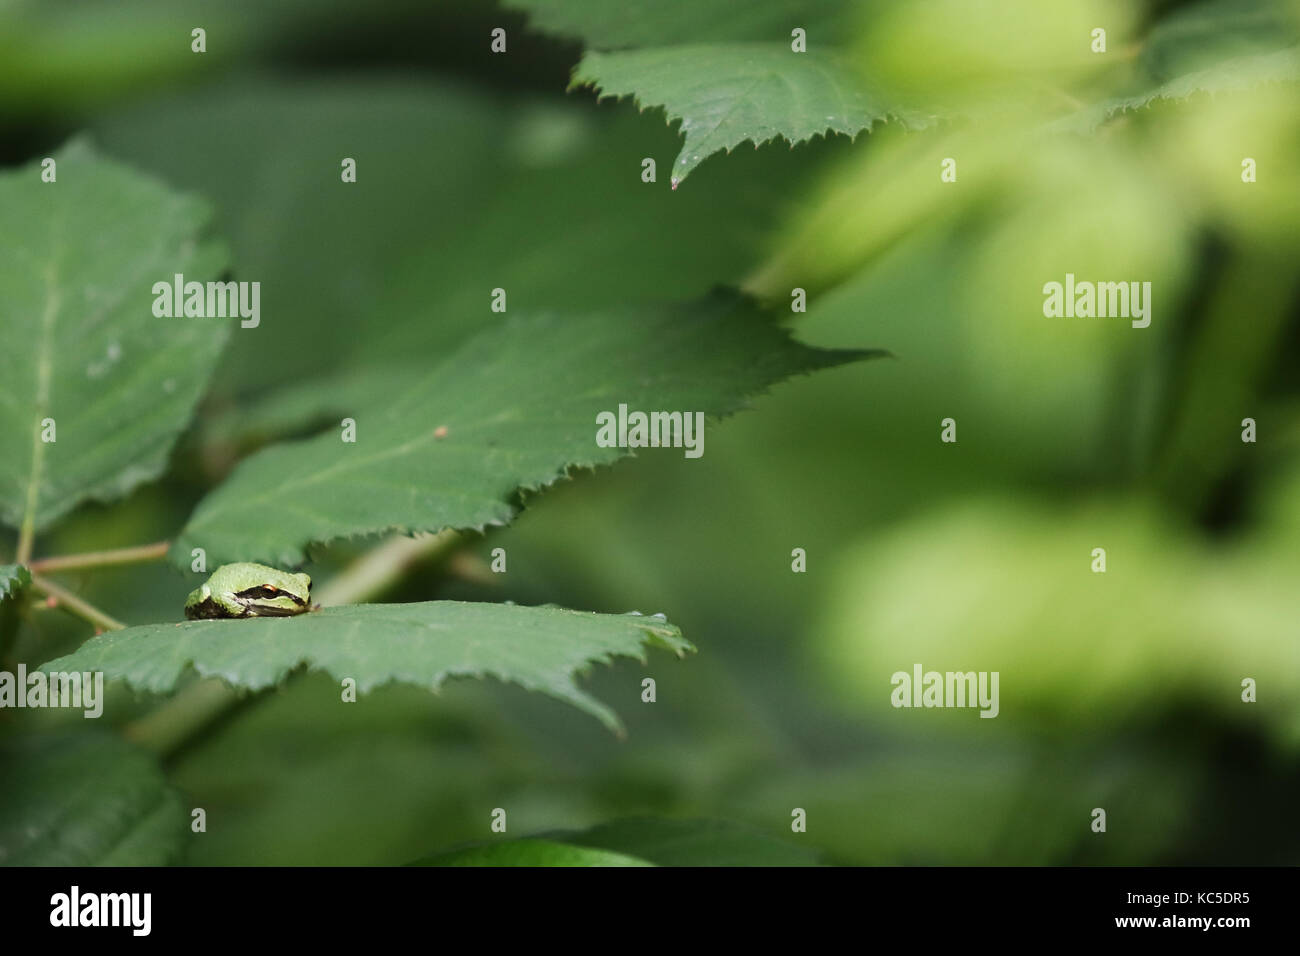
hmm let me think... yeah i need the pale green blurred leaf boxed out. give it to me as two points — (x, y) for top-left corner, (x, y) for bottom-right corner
(819, 499), (1300, 742)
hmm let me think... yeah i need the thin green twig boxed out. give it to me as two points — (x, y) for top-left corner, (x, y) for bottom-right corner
(29, 573), (125, 633)
(29, 540), (171, 574)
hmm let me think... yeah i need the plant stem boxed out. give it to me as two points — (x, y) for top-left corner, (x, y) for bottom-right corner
(314, 530), (460, 606)
(15, 516), (35, 566)
(124, 530), (462, 759)
(122, 677), (242, 758)
(29, 573), (126, 632)
(29, 540), (171, 574)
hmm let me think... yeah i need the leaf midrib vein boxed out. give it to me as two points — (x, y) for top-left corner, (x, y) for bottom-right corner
(17, 246), (62, 562)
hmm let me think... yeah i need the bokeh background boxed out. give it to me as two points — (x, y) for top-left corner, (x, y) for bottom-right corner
(2, 0), (1298, 864)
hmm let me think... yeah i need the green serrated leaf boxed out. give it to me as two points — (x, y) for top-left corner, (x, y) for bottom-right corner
(411, 838), (654, 867)
(174, 293), (873, 567)
(512, 0), (926, 185)
(0, 564), (31, 603)
(1053, 45), (1300, 133)
(1118, 44), (1300, 111)
(41, 601), (694, 733)
(0, 139), (228, 537)
(0, 731), (188, 865)
(575, 45), (930, 187)
(1048, 0), (1300, 134)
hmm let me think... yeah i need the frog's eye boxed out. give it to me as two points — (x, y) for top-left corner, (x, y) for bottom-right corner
(237, 585), (285, 601)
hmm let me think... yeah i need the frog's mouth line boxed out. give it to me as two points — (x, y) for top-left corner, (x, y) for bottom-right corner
(234, 602), (306, 617)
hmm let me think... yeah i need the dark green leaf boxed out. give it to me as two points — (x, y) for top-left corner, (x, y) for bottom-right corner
(0, 565), (30, 603)
(42, 601), (694, 733)
(0, 140), (227, 535)
(412, 838), (653, 866)
(173, 293), (870, 567)
(560, 816), (823, 865)
(0, 731), (188, 865)
(575, 45), (929, 187)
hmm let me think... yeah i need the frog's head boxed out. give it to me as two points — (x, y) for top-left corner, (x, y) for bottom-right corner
(210, 562), (312, 617)
(247, 565), (312, 600)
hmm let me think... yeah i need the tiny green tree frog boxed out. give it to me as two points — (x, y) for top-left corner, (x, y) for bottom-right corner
(185, 563), (314, 620)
